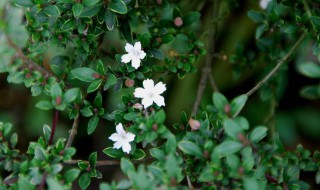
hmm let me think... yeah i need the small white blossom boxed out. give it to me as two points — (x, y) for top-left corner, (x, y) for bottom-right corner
(259, 0), (271, 9)
(108, 123), (135, 154)
(134, 79), (166, 108)
(121, 41), (146, 69)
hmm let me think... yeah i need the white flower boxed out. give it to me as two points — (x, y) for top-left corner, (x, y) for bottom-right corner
(259, 0), (271, 9)
(121, 41), (146, 69)
(134, 79), (166, 108)
(108, 123), (135, 154)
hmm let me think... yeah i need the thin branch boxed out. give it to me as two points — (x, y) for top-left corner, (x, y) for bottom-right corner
(192, 0), (220, 116)
(64, 157), (152, 166)
(186, 175), (194, 190)
(6, 36), (55, 79)
(208, 74), (219, 92)
(65, 116), (80, 149)
(64, 160), (120, 166)
(49, 110), (59, 145)
(245, 33), (306, 97)
(37, 173), (48, 190)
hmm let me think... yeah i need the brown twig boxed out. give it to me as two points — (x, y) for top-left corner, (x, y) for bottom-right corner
(64, 160), (120, 166)
(245, 33), (306, 97)
(64, 157), (152, 166)
(65, 116), (80, 149)
(208, 74), (219, 92)
(191, 0), (220, 116)
(6, 36), (55, 79)
(49, 110), (59, 145)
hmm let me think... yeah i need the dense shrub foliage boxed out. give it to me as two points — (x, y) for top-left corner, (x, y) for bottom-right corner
(1, 0), (320, 189)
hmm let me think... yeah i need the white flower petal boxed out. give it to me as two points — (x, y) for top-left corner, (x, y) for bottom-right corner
(122, 142), (132, 154)
(121, 54), (132, 63)
(131, 57), (141, 69)
(138, 51), (146, 59)
(134, 88), (146, 98)
(125, 43), (134, 53)
(109, 133), (120, 141)
(134, 41), (142, 50)
(143, 79), (154, 90)
(154, 82), (166, 95)
(113, 141), (123, 149)
(142, 97), (153, 108)
(153, 95), (165, 107)
(126, 132), (135, 142)
(116, 123), (125, 135)
(259, 0), (271, 9)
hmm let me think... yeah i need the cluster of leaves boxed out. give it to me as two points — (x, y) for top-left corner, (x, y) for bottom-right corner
(0, 122), (78, 189)
(1, 0), (320, 189)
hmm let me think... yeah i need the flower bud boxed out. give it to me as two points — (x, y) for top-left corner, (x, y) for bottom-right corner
(156, 0), (162, 5)
(92, 73), (101, 79)
(189, 119), (200, 131)
(125, 79), (135, 88)
(224, 104), (231, 114)
(55, 96), (62, 105)
(173, 17), (183, 27)
(133, 103), (143, 110)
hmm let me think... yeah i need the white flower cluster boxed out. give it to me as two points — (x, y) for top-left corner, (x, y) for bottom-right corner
(109, 42), (167, 154)
(259, 0), (271, 9)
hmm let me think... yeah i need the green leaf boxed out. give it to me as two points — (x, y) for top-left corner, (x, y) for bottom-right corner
(81, 107), (94, 117)
(178, 141), (203, 158)
(243, 177), (259, 190)
(79, 173), (91, 190)
(298, 62), (320, 78)
(283, 24), (300, 34)
(43, 124), (51, 143)
(87, 79), (103, 93)
(215, 140), (243, 156)
(89, 152), (97, 166)
(64, 168), (81, 183)
(148, 49), (164, 60)
(124, 112), (139, 121)
(50, 83), (63, 99)
(18, 176), (35, 190)
(234, 116), (249, 130)
(155, 110), (166, 124)
(71, 67), (97, 82)
(132, 149), (146, 160)
(87, 115), (99, 134)
(83, 0), (101, 7)
(150, 148), (165, 160)
(47, 177), (64, 190)
(103, 147), (125, 158)
(224, 119), (243, 140)
(80, 4), (102, 18)
(300, 85), (320, 99)
(249, 126), (268, 143)
(213, 92), (228, 112)
(13, 0), (34, 8)
(105, 8), (116, 30)
(316, 170), (320, 184)
(183, 12), (201, 27)
(72, 3), (84, 18)
(10, 133), (18, 148)
(58, 0), (73, 3)
(104, 74), (117, 90)
(230, 94), (248, 117)
(247, 10), (266, 23)
(120, 158), (135, 175)
(61, 19), (76, 31)
(311, 16), (320, 31)
(256, 23), (268, 39)
(165, 135), (177, 153)
(36, 100), (54, 110)
(34, 146), (47, 161)
(108, 0), (127, 14)
(64, 88), (80, 103)
(94, 92), (102, 108)
(44, 5), (60, 17)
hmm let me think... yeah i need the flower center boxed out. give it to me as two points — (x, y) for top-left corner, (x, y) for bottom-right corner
(132, 49), (140, 57)
(148, 93), (154, 98)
